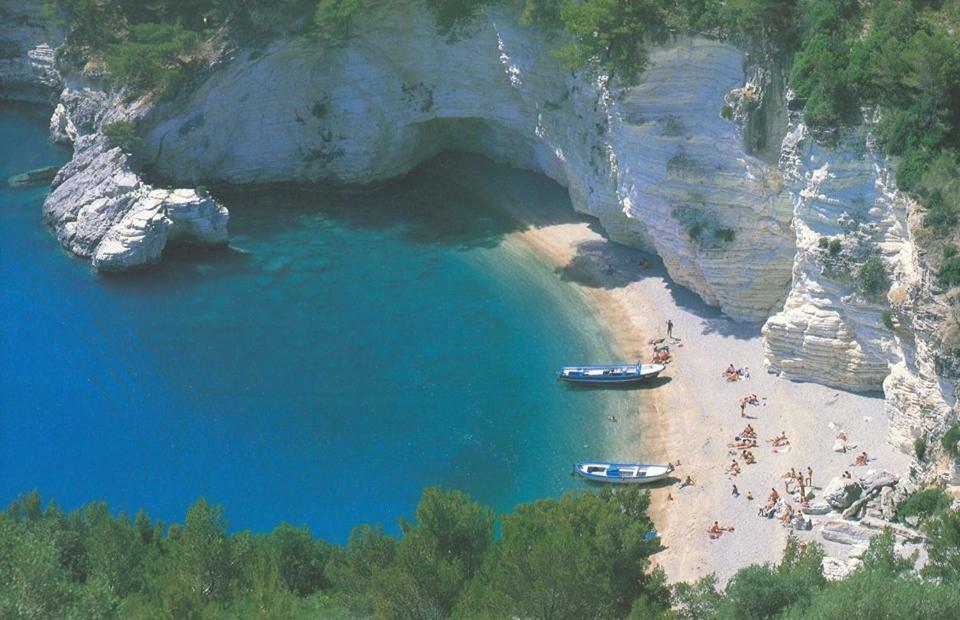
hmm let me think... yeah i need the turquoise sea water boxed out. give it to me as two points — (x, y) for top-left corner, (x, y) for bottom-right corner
(0, 102), (639, 539)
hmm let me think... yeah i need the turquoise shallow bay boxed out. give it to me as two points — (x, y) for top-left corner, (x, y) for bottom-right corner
(0, 102), (639, 539)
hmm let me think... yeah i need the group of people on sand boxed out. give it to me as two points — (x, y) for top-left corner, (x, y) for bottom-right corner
(723, 363), (750, 382)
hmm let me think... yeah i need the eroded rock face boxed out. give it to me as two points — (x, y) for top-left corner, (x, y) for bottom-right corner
(0, 1), (62, 101)
(762, 108), (957, 454)
(763, 123), (906, 390)
(93, 189), (228, 272)
(142, 3), (793, 321)
(823, 476), (863, 509)
(42, 89), (228, 271)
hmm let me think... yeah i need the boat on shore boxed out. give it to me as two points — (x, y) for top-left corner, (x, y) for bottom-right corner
(557, 362), (665, 385)
(573, 462), (672, 484)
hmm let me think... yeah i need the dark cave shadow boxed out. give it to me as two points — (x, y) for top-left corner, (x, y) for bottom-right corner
(208, 150), (589, 253)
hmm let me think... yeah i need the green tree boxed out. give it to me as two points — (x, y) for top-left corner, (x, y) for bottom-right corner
(555, 0), (670, 85)
(372, 487), (494, 619)
(923, 509), (960, 583)
(271, 522), (333, 596)
(313, 0), (365, 43)
(467, 487), (668, 619)
(325, 523), (397, 616)
(717, 536), (825, 619)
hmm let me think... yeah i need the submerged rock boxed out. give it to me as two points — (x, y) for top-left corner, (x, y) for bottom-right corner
(7, 165), (59, 188)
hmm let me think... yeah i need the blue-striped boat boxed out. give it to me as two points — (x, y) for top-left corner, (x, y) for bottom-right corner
(574, 462), (671, 484)
(557, 362), (665, 385)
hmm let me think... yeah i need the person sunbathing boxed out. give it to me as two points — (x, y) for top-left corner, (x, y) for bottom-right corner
(768, 431), (789, 447)
(653, 348), (671, 363)
(707, 521), (734, 538)
(853, 451), (869, 466)
(680, 475), (695, 488)
(842, 470), (853, 479)
(768, 488), (780, 502)
(743, 451), (756, 465)
(740, 424), (756, 438)
(727, 459), (741, 476)
(729, 437), (756, 449)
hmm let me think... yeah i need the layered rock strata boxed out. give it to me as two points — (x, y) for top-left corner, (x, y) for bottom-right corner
(142, 3), (793, 320)
(762, 108), (957, 455)
(41, 86), (228, 270)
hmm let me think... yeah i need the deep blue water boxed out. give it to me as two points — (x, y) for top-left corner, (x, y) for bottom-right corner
(0, 102), (635, 540)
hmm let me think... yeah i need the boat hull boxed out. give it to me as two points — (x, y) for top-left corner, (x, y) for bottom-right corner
(558, 363), (665, 385)
(573, 462), (671, 484)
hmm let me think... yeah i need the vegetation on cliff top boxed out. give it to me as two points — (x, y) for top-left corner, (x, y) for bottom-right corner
(3, 488), (960, 619)
(788, 0), (960, 264)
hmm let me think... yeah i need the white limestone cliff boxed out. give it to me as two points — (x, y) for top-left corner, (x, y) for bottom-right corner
(762, 110), (956, 454)
(142, 3), (794, 321)
(40, 86), (228, 269)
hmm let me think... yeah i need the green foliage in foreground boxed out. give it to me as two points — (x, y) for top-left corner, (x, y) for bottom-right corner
(3, 488), (960, 619)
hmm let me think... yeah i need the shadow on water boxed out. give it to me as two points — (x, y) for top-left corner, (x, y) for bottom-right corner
(206, 150), (589, 252)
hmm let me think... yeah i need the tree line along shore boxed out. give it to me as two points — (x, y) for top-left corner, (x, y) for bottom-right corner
(2, 487), (959, 618)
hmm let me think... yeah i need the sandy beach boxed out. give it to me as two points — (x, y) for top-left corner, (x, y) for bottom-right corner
(487, 187), (911, 584)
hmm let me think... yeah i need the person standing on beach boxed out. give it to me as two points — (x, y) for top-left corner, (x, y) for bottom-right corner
(667, 319), (674, 338)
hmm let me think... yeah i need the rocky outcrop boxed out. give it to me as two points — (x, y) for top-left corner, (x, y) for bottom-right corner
(823, 476), (863, 509)
(763, 121), (906, 390)
(92, 188), (228, 271)
(142, 2), (793, 320)
(41, 87), (228, 270)
(761, 105), (957, 454)
(0, 0), (62, 101)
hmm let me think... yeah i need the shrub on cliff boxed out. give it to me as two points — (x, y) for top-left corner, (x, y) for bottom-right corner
(897, 488), (952, 522)
(942, 422), (960, 459)
(106, 22), (200, 97)
(924, 508), (960, 584)
(858, 256), (889, 298)
(938, 257), (960, 287)
(313, 0), (365, 43)
(102, 121), (141, 153)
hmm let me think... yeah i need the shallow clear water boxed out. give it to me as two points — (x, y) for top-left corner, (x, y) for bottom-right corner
(0, 102), (638, 539)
